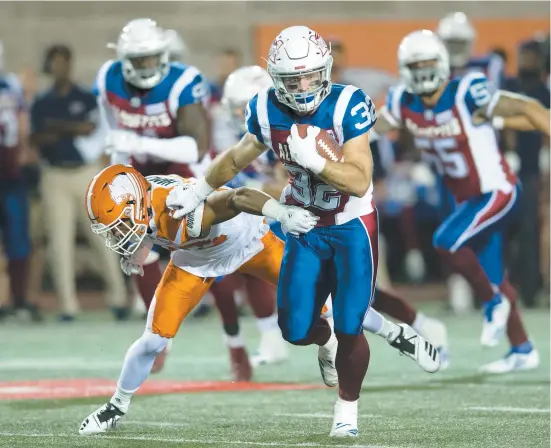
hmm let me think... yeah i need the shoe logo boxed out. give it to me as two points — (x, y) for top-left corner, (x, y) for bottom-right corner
(391, 328), (416, 355)
(425, 341), (438, 362)
(334, 423), (358, 435)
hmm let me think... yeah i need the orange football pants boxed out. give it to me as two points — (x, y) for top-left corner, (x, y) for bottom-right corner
(150, 231), (284, 338)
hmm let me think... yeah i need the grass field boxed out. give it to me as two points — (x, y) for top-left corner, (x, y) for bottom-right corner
(0, 305), (549, 448)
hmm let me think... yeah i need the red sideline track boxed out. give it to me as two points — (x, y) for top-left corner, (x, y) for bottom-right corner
(0, 379), (324, 400)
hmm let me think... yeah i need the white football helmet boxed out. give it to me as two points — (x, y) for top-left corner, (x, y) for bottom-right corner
(267, 26), (333, 115)
(223, 66), (273, 134)
(166, 29), (187, 62)
(398, 30), (450, 96)
(436, 12), (476, 68)
(108, 18), (171, 90)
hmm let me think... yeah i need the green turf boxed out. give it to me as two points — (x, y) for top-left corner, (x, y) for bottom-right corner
(0, 305), (549, 448)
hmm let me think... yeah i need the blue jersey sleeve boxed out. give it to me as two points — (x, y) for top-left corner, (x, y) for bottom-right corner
(245, 94), (264, 144)
(178, 71), (209, 107)
(342, 88), (377, 143)
(461, 73), (498, 116)
(384, 85), (406, 125)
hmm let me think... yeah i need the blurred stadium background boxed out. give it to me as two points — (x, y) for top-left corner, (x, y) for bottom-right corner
(0, 2), (549, 447)
(0, 0), (548, 317)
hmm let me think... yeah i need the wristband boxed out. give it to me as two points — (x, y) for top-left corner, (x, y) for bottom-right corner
(262, 198), (286, 220)
(194, 177), (215, 200)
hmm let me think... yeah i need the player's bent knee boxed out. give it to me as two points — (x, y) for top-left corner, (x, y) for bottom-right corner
(141, 331), (170, 355)
(277, 315), (310, 344)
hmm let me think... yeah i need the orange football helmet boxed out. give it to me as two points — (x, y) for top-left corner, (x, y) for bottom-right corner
(85, 164), (151, 257)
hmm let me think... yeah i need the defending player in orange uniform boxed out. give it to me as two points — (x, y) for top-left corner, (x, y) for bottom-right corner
(79, 164), (317, 435)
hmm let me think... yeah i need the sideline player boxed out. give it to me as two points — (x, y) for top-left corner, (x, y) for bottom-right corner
(94, 18), (212, 372)
(375, 30), (549, 373)
(222, 65), (450, 367)
(78, 164), (317, 435)
(165, 26), (441, 437)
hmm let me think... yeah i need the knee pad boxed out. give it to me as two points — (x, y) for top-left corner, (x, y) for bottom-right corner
(140, 331), (169, 355)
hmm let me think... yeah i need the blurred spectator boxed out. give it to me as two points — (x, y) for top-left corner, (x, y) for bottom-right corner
(503, 39), (550, 307)
(209, 48), (242, 103)
(0, 43), (41, 321)
(30, 44), (127, 321)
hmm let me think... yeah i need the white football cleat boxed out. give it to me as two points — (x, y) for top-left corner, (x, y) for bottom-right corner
(318, 331), (338, 387)
(330, 398), (358, 437)
(251, 328), (289, 367)
(79, 402), (125, 435)
(417, 317), (450, 370)
(480, 346), (540, 374)
(389, 324), (440, 373)
(480, 294), (511, 347)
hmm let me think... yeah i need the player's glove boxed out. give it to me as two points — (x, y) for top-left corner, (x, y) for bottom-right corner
(166, 177), (215, 220)
(286, 124), (326, 175)
(104, 130), (140, 156)
(262, 199), (319, 235)
(120, 257), (144, 277)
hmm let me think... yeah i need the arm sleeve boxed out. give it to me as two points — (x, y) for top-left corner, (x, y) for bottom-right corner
(245, 94), (264, 144)
(460, 72), (498, 116)
(177, 72), (210, 107)
(342, 88), (377, 143)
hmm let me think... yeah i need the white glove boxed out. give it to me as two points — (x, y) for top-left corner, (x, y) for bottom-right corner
(120, 257), (144, 277)
(262, 199), (319, 235)
(166, 177), (215, 220)
(286, 124), (326, 174)
(105, 130), (140, 156)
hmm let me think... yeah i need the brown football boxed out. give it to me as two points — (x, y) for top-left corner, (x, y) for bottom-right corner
(296, 124), (343, 162)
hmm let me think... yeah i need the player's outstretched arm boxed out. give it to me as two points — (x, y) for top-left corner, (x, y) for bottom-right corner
(205, 133), (268, 188)
(190, 186), (318, 236)
(227, 187), (319, 235)
(166, 132), (269, 218)
(484, 91), (550, 136)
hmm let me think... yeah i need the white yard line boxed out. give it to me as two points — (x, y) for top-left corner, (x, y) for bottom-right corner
(0, 432), (399, 448)
(275, 413), (383, 419)
(464, 406), (549, 414)
(124, 421), (190, 427)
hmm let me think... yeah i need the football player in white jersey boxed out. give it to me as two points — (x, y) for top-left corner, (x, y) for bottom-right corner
(375, 30), (549, 373)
